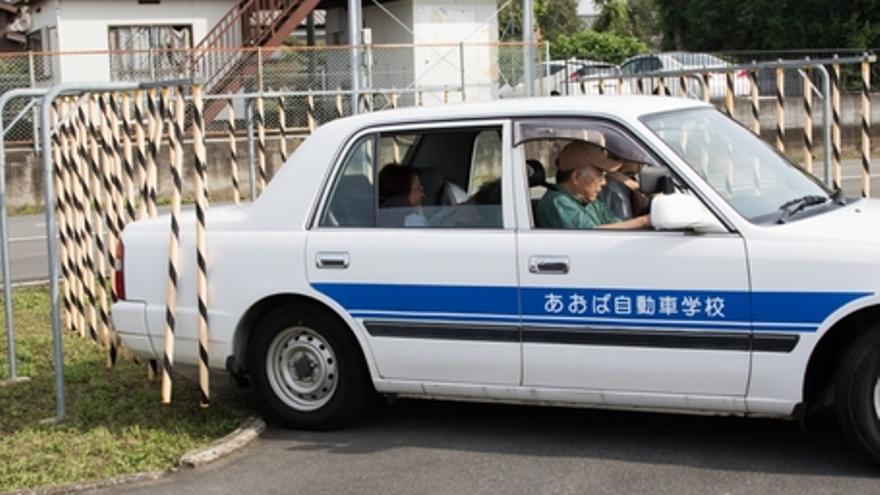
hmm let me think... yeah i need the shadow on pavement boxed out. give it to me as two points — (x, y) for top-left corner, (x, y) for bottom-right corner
(250, 397), (877, 478)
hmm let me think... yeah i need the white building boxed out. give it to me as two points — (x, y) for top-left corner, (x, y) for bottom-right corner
(21, 0), (500, 101)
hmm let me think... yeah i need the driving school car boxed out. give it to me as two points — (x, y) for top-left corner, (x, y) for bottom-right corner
(113, 96), (880, 465)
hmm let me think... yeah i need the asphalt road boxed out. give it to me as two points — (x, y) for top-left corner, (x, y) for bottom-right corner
(5, 159), (880, 285)
(95, 390), (880, 495)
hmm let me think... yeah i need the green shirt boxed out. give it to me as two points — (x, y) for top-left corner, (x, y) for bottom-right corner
(534, 185), (620, 229)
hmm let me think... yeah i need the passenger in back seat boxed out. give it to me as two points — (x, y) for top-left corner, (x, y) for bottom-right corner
(378, 164), (429, 227)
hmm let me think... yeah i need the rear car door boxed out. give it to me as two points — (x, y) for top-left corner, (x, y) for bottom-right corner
(307, 120), (521, 385)
(513, 118), (752, 407)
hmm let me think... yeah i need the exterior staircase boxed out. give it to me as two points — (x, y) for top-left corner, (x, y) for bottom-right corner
(194, 0), (321, 119)
(0, 1), (26, 51)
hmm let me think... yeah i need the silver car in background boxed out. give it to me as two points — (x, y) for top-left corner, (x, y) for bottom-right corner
(500, 59), (620, 97)
(619, 52), (753, 99)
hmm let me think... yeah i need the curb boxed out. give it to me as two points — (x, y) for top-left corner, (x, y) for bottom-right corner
(1, 415), (265, 495)
(179, 415), (266, 467)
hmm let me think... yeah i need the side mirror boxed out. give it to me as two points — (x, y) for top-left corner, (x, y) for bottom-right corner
(650, 193), (726, 233)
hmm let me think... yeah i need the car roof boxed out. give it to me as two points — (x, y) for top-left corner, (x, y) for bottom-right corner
(322, 96), (708, 135)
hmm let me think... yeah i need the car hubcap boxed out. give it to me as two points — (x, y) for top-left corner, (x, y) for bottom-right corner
(266, 327), (338, 411)
(874, 378), (880, 422)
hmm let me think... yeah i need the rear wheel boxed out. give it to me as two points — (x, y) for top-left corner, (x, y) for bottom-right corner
(835, 327), (880, 465)
(250, 304), (370, 429)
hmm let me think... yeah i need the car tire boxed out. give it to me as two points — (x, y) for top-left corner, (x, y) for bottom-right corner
(250, 303), (371, 429)
(835, 327), (880, 465)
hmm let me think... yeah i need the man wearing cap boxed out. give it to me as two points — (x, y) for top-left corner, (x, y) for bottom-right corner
(534, 141), (651, 230)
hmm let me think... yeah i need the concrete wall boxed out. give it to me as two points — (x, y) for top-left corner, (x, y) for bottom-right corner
(412, 0), (497, 102)
(30, 0), (231, 83)
(4, 137), (299, 208)
(343, 0), (498, 103)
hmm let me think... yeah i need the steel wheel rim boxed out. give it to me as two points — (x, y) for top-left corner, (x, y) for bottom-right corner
(874, 377), (880, 422)
(266, 326), (338, 412)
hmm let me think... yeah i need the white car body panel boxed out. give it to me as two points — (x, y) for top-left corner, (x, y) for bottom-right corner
(111, 96), (879, 420)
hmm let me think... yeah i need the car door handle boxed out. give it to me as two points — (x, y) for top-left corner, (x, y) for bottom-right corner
(529, 256), (569, 274)
(316, 252), (350, 269)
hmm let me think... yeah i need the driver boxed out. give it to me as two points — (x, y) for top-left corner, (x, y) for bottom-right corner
(534, 141), (651, 230)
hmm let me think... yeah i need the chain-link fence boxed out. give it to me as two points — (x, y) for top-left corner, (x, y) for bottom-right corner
(0, 42), (542, 145)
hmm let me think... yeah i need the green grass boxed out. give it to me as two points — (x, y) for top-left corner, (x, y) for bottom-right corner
(0, 287), (241, 492)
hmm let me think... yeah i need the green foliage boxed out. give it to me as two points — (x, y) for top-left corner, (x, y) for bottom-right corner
(593, 0), (631, 35)
(0, 287), (241, 492)
(551, 30), (650, 64)
(499, 0), (581, 42)
(654, 0), (880, 50)
(593, 0), (661, 47)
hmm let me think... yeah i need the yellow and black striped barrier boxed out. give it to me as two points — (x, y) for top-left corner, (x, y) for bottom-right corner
(160, 86), (184, 404)
(192, 84), (211, 408)
(861, 57), (871, 198)
(227, 98), (240, 204)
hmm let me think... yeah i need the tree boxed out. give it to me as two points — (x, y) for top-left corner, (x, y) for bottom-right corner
(551, 30), (648, 63)
(593, 0), (632, 36)
(499, 0), (580, 43)
(654, 0), (880, 51)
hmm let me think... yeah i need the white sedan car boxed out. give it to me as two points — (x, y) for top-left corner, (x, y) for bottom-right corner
(620, 52), (753, 98)
(114, 96), (880, 465)
(499, 59), (621, 97)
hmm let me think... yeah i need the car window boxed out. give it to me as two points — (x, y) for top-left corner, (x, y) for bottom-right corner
(643, 56), (663, 73)
(469, 130), (502, 194)
(515, 118), (671, 230)
(621, 59), (639, 75)
(545, 63), (565, 77)
(320, 126), (505, 229)
(320, 135), (376, 227)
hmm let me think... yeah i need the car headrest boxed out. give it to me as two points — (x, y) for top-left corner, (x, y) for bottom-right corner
(527, 159), (548, 187)
(416, 167), (445, 204)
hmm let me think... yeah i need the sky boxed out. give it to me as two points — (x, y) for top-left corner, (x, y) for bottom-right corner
(577, 0), (599, 16)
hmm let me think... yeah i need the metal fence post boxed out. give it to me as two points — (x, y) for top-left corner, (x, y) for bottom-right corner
(348, 0), (362, 115)
(459, 42), (466, 102)
(29, 51), (39, 153)
(0, 88), (47, 383)
(257, 47), (264, 93)
(148, 48), (156, 81)
(522, 0), (534, 97)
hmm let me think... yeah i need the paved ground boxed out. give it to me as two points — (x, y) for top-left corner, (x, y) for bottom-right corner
(91, 390), (879, 495)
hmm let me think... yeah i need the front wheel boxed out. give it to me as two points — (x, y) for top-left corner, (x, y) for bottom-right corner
(835, 328), (880, 465)
(250, 304), (371, 429)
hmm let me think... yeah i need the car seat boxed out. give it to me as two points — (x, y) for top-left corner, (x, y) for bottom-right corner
(527, 159), (548, 212)
(417, 167), (468, 206)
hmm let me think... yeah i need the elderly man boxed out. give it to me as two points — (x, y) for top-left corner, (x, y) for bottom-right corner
(535, 141), (651, 230)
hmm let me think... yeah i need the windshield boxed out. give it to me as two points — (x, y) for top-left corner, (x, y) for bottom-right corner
(641, 108), (832, 223)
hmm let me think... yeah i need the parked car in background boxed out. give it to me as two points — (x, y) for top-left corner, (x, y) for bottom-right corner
(619, 52), (752, 99)
(499, 59), (620, 97)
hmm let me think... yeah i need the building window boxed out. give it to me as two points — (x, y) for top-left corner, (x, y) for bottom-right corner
(108, 25), (192, 81)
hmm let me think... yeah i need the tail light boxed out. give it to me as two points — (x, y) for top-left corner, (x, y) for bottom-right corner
(114, 240), (125, 301)
(736, 70), (748, 78)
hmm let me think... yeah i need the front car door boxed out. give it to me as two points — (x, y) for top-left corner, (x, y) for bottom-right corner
(513, 118), (752, 411)
(307, 119), (521, 387)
